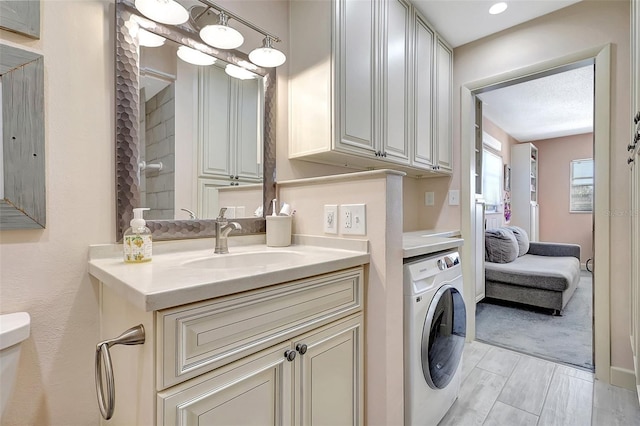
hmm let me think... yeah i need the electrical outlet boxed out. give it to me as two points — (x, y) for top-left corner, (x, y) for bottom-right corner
(340, 204), (366, 235)
(324, 204), (338, 234)
(425, 192), (435, 206)
(448, 190), (460, 206)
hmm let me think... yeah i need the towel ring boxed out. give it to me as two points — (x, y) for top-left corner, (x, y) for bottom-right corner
(94, 324), (145, 420)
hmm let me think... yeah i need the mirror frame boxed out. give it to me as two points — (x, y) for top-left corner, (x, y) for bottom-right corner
(115, 0), (276, 241)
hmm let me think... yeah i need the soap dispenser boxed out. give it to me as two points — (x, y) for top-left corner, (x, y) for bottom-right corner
(123, 208), (152, 263)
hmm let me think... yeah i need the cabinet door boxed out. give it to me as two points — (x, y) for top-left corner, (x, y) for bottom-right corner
(199, 66), (232, 177)
(158, 342), (293, 426)
(336, 0), (376, 154)
(235, 78), (263, 181)
(294, 314), (363, 426)
(435, 37), (453, 173)
(412, 13), (435, 169)
(381, 0), (411, 164)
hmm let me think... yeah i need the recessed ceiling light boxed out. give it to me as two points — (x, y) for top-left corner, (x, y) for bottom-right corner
(489, 2), (508, 15)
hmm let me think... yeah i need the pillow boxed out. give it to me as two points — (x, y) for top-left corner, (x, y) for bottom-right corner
(505, 226), (530, 257)
(485, 228), (519, 263)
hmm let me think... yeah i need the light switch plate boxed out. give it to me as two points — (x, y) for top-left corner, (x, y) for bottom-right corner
(340, 204), (366, 235)
(323, 204), (338, 234)
(448, 190), (460, 206)
(425, 192), (435, 206)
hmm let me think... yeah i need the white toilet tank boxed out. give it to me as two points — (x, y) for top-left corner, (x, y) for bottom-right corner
(0, 312), (31, 420)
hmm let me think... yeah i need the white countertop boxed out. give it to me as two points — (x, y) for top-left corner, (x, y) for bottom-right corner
(88, 235), (369, 312)
(402, 229), (464, 258)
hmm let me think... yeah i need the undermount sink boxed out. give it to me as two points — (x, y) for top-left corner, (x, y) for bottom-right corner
(182, 250), (302, 270)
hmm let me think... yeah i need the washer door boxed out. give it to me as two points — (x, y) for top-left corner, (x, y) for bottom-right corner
(421, 284), (466, 389)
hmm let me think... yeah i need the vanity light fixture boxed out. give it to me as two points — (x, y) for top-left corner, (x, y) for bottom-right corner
(189, 1), (286, 68)
(138, 28), (165, 47)
(224, 63), (255, 80)
(199, 11), (244, 49)
(489, 2), (508, 15)
(176, 45), (216, 66)
(134, 0), (188, 25)
(249, 36), (286, 68)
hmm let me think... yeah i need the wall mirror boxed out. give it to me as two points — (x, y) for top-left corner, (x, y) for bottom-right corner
(115, 0), (276, 240)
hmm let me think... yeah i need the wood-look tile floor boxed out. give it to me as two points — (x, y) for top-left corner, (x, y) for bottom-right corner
(439, 341), (640, 426)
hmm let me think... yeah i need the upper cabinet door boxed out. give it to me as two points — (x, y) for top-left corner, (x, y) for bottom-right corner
(337, 0), (376, 153)
(199, 66), (232, 177)
(412, 13), (435, 169)
(235, 78), (263, 181)
(435, 37), (453, 173)
(381, 0), (411, 164)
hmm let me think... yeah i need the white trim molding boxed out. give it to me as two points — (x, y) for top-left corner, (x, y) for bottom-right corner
(461, 44), (611, 383)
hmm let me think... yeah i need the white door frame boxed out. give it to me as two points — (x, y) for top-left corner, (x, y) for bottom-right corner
(461, 44), (611, 383)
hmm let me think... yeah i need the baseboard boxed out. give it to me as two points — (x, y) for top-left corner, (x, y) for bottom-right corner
(610, 366), (636, 391)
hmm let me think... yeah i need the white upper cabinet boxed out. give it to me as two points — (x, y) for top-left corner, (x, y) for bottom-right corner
(381, 0), (411, 164)
(290, 0), (452, 177)
(411, 12), (434, 169)
(435, 36), (453, 173)
(337, 0), (376, 154)
(199, 66), (262, 182)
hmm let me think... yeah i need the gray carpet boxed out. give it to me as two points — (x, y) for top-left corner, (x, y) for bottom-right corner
(476, 270), (593, 370)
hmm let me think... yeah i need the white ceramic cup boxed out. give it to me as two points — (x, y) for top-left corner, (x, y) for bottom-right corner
(266, 215), (292, 247)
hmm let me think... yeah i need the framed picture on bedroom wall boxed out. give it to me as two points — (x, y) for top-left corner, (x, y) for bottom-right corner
(504, 164), (511, 192)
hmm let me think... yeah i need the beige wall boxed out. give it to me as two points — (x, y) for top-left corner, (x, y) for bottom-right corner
(453, 0), (631, 370)
(535, 133), (594, 264)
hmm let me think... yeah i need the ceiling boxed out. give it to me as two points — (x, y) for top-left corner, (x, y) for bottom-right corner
(477, 65), (594, 142)
(412, 0), (582, 48)
(411, 0), (591, 142)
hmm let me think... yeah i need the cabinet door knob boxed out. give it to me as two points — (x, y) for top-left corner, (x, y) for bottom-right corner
(634, 111), (640, 124)
(628, 157), (635, 165)
(295, 343), (308, 355)
(382, 151), (387, 157)
(629, 144), (637, 152)
(235, 175), (239, 179)
(284, 349), (296, 362)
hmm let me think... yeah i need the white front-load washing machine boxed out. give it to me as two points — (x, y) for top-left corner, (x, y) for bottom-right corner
(404, 250), (466, 426)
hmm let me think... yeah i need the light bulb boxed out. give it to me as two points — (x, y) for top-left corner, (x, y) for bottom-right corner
(249, 37), (286, 68)
(199, 12), (244, 49)
(225, 64), (256, 80)
(489, 2), (508, 15)
(177, 46), (216, 66)
(134, 0), (189, 25)
(138, 28), (165, 47)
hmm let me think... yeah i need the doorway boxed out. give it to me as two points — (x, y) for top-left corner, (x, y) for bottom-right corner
(473, 64), (594, 370)
(460, 45), (611, 382)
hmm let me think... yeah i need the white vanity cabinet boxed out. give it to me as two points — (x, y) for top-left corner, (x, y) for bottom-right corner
(289, 0), (452, 176)
(198, 65), (263, 183)
(98, 266), (364, 426)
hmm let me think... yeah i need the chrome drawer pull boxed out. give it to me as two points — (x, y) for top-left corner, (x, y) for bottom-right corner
(95, 325), (145, 420)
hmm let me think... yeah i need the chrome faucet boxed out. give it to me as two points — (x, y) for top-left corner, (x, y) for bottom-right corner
(214, 208), (242, 254)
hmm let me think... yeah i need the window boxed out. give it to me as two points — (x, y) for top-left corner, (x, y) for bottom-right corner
(482, 149), (503, 213)
(570, 159), (593, 212)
